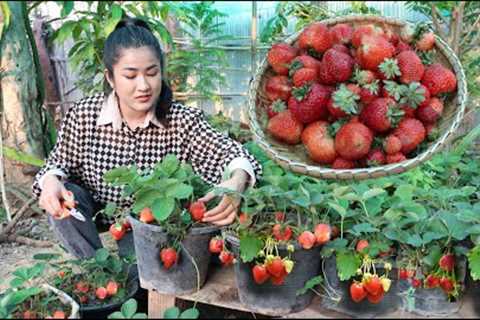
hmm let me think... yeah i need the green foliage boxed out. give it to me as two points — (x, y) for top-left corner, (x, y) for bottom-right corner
(296, 275), (324, 296)
(467, 245), (480, 281)
(163, 306), (200, 319)
(2, 146), (45, 167)
(108, 299), (147, 319)
(336, 251), (362, 281)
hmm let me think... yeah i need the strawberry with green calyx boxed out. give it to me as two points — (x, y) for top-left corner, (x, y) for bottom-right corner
(366, 149), (386, 167)
(265, 75), (292, 102)
(381, 80), (405, 101)
(252, 264), (270, 284)
(266, 99), (287, 119)
(189, 201), (206, 221)
(360, 97), (404, 133)
(219, 250), (235, 266)
(350, 281), (368, 302)
(399, 82), (430, 109)
(359, 80), (380, 104)
(314, 223), (332, 245)
(209, 237), (224, 254)
(292, 68), (318, 87)
(322, 48), (355, 83)
(421, 63), (457, 96)
(109, 223), (126, 241)
(352, 68), (377, 85)
(298, 22), (333, 53)
(272, 223), (293, 241)
(267, 43), (298, 76)
(425, 274), (441, 288)
(357, 35), (395, 71)
(301, 121), (337, 164)
(267, 110), (304, 145)
(328, 84), (361, 118)
(439, 254), (455, 272)
(288, 83), (331, 124)
(160, 247), (178, 270)
(378, 58), (401, 80)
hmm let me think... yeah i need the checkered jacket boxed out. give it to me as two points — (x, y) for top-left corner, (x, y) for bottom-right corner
(32, 93), (262, 210)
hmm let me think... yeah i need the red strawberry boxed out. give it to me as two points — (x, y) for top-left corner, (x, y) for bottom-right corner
(266, 100), (287, 118)
(109, 223), (126, 241)
(106, 280), (119, 296)
(79, 295), (89, 304)
(219, 251), (235, 266)
(301, 121), (337, 164)
(139, 207), (154, 224)
(331, 43), (350, 54)
(367, 288), (385, 304)
(273, 224), (293, 241)
(439, 254), (455, 272)
(332, 158), (356, 169)
(416, 32), (435, 51)
(357, 35), (395, 71)
(335, 121), (374, 161)
(298, 231), (316, 249)
(266, 257), (286, 278)
(352, 24), (384, 48)
(440, 277), (454, 293)
(267, 110), (304, 144)
(383, 134), (402, 155)
(425, 123), (439, 141)
(292, 67), (318, 87)
(265, 75), (292, 101)
(364, 275), (383, 296)
(421, 63), (457, 96)
(366, 148), (386, 166)
(239, 212), (250, 225)
(359, 85), (380, 104)
(314, 223), (332, 245)
(298, 22), (332, 53)
(288, 83), (331, 124)
(271, 275), (286, 286)
(386, 152), (407, 164)
(189, 201), (206, 221)
(395, 40), (412, 54)
(411, 278), (422, 288)
(209, 237), (224, 254)
(330, 23), (353, 44)
(160, 247), (177, 270)
(252, 265), (270, 284)
(416, 97), (444, 123)
(52, 311), (66, 319)
(290, 55), (321, 70)
(383, 27), (399, 45)
(353, 69), (377, 85)
(95, 287), (108, 300)
(360, 98), (403, 133)
(322, 48), (355, 83)
(350, 282), (368, 302)
(397, 51), (425, 84)
(267, 43), (298, 75)
(122, 220), (131, 231)
(23, 311), (37, 319)
(425, 274), (441, 288)
(398, 268), (409, 280)
(393, 118), (426, 154)
(275, 211), (286, 222)
(75, 281), (89, 294)
(356, 239), (369, 252)
(318, 60), (337, 85)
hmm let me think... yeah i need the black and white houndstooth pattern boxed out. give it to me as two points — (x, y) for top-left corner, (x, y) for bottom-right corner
(32, 92), (262, 213)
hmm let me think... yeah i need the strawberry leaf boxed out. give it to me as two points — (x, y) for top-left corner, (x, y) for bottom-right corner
(468, 245), (480, 281)
(239, 235), (264, 263)
(296, 275), (324, 296)
(336, 251), (361, 281)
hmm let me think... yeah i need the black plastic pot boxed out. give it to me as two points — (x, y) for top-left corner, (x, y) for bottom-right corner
(79, 266), (140, 319)
(320, 255), (400, 318)
(226, 235), (322, 316)
(128, 215), (219, 295)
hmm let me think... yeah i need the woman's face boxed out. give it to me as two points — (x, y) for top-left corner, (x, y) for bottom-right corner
(106, 46), (162, 114)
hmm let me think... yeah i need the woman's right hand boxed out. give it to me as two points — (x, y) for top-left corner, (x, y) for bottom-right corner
(38, 174), (71, 219)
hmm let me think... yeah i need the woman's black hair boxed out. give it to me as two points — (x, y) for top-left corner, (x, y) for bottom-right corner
(103, 17), (172, 126)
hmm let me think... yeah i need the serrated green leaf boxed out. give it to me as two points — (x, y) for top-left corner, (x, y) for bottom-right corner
(152, 197), (175, 221)
(394, 184), (414, 201)
(406, 234), (423, 247)
(166, 183), (193, 199)
(362, 188), (386, 200)
(239, 235), (263, 263)
(320, 238), (348, 258)
(95, 248), (110, 263)
(9, 278), (25, 288)
(351, 223), (379, 235)
(328, 202), (346, 217)
(336, 251), (361, 281)
(296, 275), (323, 296)
(161, 154), (180, 176)
(468, 246), (480, 281)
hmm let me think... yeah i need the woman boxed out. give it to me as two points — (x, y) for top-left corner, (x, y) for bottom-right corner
(32, 17), (261, 259)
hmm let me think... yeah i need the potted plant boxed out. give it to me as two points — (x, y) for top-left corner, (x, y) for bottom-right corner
(36, 249), (138, 319)
(103, 154), (219, 295)
(0, 262), (79, 319)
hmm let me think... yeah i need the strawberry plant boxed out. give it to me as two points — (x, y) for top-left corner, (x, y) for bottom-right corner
(107, 298), (147, 319)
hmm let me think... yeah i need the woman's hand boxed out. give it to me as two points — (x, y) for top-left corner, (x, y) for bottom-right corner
(38, 174), (72, 219)
(199, 169), (249, 226)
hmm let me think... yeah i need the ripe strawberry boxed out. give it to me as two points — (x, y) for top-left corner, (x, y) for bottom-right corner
(75, 281), (89, 294)
(271, 275), (286, 286)
(425, 123), (440, 141)
(79, 295), (88, 304)
(383, 134), (402, 155)
(416, 97), (444, 123)
(314, 223), (332, 245)
(360, 98), (403, 133)
(160, 247), (177, 270)
(301, 121), (337, 164)
(367, 288), (385, 304)
(252, 265), (270, 284)
(267, 110), (304, 144)
(238, 212), (250, 225)
(266, 257), (286, 278)
(356, 239), (369, 252)
(399, 82), (431, 109)
(411, 278), (422, 288)
(209, 237), (224, 254)
(416, 32), (435, 51)
(383, 27), (399, 45)
(122, 220), (131, 231)
(288, 83), (331, 124)
(330, 23), (353, 44)
(366, 148), (386, 166)
(386, 152), (407, 164)
(440, 277), (454, 293)
(359, 83), (380, 105)
(189, 201), (206, 221)
(139, 207), (154, 223)
(331, 43), (350, 54)
(219, 251), (235, 266)
(318, 60), (337, 85)
(52, 311), (66, 319)
(290, 55), (321, 71)
(95, 287), (108, 300)
(332, 158), (356, 169)
(327, 84), (360, 118)
(298, 231), (316, 249)
(393, 118), (426, 154)
(378, 58), (401, 80)
(266, 100), (287, 118)
(357, 35), (395, 71)
(322, 48), (354, 83)
(106, 280), (119, 296)
(352, 24), (384, 48)
(425, 274), (441, 288)
(273, 224), (293, 241)
(350, 282), (368, 302)
(292, 68), (318, 87)
(267, 43), (298, 75)
(275, 211), (286, 222)
(109, 223), (126, 241)
(335, 121), (373, 161)
(395, 40), (412, 54)
(421, 63), (457, 96)
(58, 270), (66, 278)
(439, 254), (455, 272)
(364, 275), (383, 296)
(353, 69), (377, 85)
(23, 311), (37, 319)
(265, 75), (292, 101)
(396, 50), (425, 84)
(398, 268), (409, 280)
(298, 22), (332, 53)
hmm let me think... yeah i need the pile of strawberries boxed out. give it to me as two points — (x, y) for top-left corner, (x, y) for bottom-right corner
(263, 21), (457, 168)
(349, 257), (392, 304)
(73, 279), (119, 304)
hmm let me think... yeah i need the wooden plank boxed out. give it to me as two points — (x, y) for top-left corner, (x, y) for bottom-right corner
(148, 290), (176, 319)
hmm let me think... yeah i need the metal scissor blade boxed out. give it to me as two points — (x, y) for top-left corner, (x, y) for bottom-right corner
(69, 208), (86, 222)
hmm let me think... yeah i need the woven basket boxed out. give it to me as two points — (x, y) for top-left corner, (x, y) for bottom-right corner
(248, 15), (467, 180)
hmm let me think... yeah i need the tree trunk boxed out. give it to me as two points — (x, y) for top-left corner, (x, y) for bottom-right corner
(0, 1), (54, 188)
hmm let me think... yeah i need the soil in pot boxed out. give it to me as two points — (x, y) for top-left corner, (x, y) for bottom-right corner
(226, 235), (322, 316)
(128, 216), (219, 295)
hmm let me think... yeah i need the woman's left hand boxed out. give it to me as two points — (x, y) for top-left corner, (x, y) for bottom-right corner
(198, 169), (248, 226)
